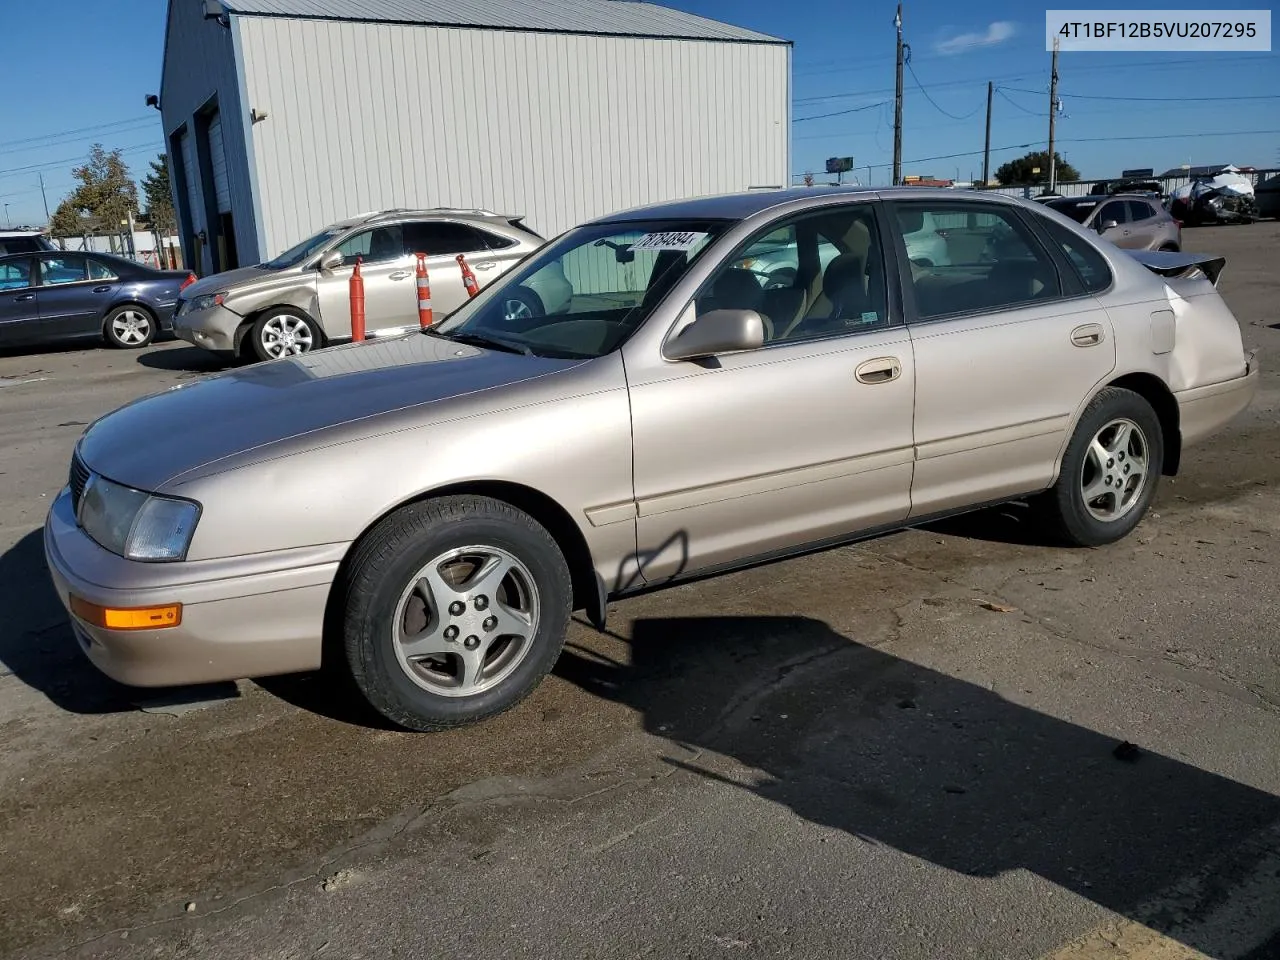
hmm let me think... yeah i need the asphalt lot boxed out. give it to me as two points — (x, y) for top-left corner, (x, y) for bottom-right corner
(2, 222), (1280, 960)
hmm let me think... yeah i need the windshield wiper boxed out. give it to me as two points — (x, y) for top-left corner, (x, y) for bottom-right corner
(430, 329), (534, 356)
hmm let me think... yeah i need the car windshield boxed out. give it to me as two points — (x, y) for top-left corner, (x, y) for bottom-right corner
(1045, 198), (1101, 224)
(428, 219), (732, 359)
(262, 228), (345, 269)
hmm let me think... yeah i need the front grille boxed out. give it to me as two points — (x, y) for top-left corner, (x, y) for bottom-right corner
(69, 451), (90, 513)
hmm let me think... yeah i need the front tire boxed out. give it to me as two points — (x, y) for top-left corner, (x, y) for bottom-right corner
(341, 496), (572, 732)
(1038, 387), (1163, 547)
(103, 305), (156, 349)
(501, 287), (545, 324)
(250, 308), (319, 362)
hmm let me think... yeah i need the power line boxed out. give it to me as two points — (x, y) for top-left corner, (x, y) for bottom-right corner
(907, 61), (984, 120)
(0, 142), (163, 180)
(995, 87), (1041, 116)
(794, 126), (1280, 176)
(794, 99), (891, 123)
(1002, 85), (1280, 102)
(0, 117), (159, 152)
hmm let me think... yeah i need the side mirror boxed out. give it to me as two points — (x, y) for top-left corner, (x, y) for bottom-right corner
(317, 249), (344, 272)
(1100, 219), (1119, 232)
(665, 308), (765, 361)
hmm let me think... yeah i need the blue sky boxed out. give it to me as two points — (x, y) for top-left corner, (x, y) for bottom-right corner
(1, 0), (1276, 226)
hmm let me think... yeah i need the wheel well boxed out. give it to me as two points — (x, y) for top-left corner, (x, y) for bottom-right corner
(101, 301), (156, 330)
(235, 305), (323, 357)
(327, 479), (598, 634)
(1108, 372), (1181, 474)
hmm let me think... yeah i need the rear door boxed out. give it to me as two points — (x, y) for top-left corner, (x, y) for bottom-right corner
(0, 257), (38, 343)
(1125, 199), (1163, 249)
(889, 199), (1116, 516)
(401, 220), (497, 318)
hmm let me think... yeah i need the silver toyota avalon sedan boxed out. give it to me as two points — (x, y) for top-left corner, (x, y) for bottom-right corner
(45, 187), (1257, 731)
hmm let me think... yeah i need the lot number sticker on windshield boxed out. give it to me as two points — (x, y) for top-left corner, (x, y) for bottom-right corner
(629, 231), (709, 252)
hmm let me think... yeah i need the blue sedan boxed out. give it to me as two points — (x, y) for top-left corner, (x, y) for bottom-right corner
(0, 251), (195, 349)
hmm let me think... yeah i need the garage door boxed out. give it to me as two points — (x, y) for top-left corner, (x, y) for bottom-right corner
(179, 130), (203, 234)
(207, 113), (231, 214)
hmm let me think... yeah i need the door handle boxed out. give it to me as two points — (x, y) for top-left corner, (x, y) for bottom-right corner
(389, 271), (412, 280)
(14, 294), (35, 302)
(474, 261), (498, 271)
(855, 357), (902, 384)
(92, 285), (113, 293)
(1071, 323), (1105, 347)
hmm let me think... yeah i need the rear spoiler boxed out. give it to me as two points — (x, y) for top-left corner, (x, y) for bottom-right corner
(1127, 249), (1226, 286)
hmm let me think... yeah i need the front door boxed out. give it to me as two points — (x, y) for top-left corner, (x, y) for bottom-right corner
(0, 257), (37, 344)
(888, 200), (1117, 517)
(623, 201), (917, 583)
(315, 224), (416, 338)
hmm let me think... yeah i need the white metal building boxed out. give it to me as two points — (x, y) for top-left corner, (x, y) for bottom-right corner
(159, 0), (791, 275)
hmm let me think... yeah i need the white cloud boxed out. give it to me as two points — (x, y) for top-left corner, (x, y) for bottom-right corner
(934, 21), (1017, 55)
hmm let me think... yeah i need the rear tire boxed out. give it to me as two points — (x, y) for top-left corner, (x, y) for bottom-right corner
(103, 305), (156, 349)
(341, 496), (572, 732)
(1037, 387), (1163, 547)
(501, 287), (545, 325)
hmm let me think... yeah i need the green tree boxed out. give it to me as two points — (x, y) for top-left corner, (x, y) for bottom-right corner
(994, 150), (1080, 186)
(141, 153), (176, 234)
(47, 144), (138, 238)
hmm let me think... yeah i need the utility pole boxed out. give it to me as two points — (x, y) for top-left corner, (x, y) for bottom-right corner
(38, 172), (50, 223)
(982, 81), (993, 188)
(893, 3), (904, 186)
(1047, 35), (1060, 192)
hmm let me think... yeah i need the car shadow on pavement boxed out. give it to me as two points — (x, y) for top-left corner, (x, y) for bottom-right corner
(916, 500), (1060, 547)
(0, 529), (236, 714)
(557, 615), (1280, 958)
(136, 345), (237, 374)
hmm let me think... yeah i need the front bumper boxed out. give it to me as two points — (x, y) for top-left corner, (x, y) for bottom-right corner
(1176, 350), (1260, 448)
(43, 487), (337, 687)
(171, 304), (243, 353)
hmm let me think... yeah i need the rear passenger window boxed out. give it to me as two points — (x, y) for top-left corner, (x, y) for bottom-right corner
(402, 222), (488, 256)
(1035, 216), (1114, 294)
(477, 229), (518, 250)
(895, 203), (1061, 321)
(88, 259), (117, 281)
(1127, 200), (1155, 222)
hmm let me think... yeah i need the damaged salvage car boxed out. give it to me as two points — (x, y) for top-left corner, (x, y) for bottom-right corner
(46, 187), (1258, 731)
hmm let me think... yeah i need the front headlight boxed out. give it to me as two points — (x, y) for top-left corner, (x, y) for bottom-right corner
(183, 292), (227, 314)
(78, 474), (200, 562)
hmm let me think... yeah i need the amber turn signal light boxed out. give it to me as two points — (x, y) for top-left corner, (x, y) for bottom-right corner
(69, 597), (182, 631)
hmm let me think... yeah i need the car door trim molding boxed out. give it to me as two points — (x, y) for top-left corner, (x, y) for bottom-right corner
(915, 413), (1071, 461)
(631, 445), (916, 520)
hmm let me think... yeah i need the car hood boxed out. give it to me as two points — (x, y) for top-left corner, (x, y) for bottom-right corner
(77, 333), (584, 491)
(182, 264), (285, 298)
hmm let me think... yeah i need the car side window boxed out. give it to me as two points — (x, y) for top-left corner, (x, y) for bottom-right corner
(1033, 215), (1114, 294)
(696, 203), (890, 344)
(0, 259), (33, 291)
(40, 255), (89, 285)
(476, 229), (519, 251)
(336, 226), (405, 265)
(0, 238), (41, 256)
(1098, 201), (1128, 227)
(402, 221), (488, 257)
(1127, 200), (1155, 222)
(87, 259), (118, 281)
(896, 203), (1062, 321)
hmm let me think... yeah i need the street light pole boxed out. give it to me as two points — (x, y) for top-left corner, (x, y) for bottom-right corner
(3, 203), (10, 229)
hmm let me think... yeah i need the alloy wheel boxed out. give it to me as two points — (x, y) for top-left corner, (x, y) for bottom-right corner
(391, 545), (540, 697)
(111, 309), (152, 345)
(1080, 417), (1149, 522)
(260, 314), (315, 358)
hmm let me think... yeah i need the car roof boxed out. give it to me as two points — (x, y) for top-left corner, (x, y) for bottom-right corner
(331, 207), (526, 230)
(588, 185), (1019, 224)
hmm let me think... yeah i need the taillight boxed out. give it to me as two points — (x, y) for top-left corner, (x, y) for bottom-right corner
(180, 272), (196, 291)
